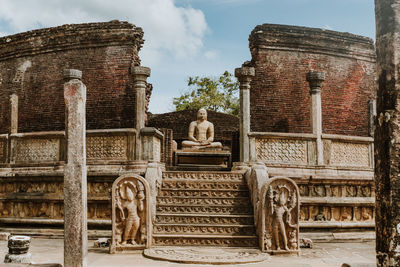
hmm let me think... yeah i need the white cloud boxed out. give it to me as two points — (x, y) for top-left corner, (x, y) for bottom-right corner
(322, 25), (333, 30)
(0, 0), (208, 65)
(204, 50), (218, 60)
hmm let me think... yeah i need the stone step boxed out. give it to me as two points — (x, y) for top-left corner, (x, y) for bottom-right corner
(153, 224), (256, 235)
(155, 213), (254, 225)
(156, 204), (252, 214)
(156, 196), (251, 206)
(158, 189), (249, 198)
(161, 180), (247, 190)
(162, 171), (244, 182)
(152, 234), (258, 247)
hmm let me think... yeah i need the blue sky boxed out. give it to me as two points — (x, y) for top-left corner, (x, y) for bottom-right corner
(0, 0), (375, 113)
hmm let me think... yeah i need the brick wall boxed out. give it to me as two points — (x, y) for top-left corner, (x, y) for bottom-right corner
(0, 21), (144, 133)
(248, 24), (376, 136)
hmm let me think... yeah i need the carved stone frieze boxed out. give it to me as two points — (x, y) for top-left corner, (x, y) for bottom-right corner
(13, 138), (59, 163)
(0, 141), (5, 162)
(299, 205), (374, 222)
(156, 205), (252, 214)
(154, 225), (255, 235)
(158, 190), (248, 198)
(162, 171), (243, 181)
(255, 138), (308, 164)
(156, 197), (250, 206)
(330, 141), (370, 167)
(152, 236), (257, 247)
(297, 183), (373, 198)
(86, 135), (127, 160)
(260, 177), (300, 254)
(161, 181), (246, 190)
(110, 174), (151, 253)
(155, 215), (253, 225)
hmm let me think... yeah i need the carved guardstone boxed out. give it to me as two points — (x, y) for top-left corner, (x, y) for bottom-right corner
(260, 177), (300, 254)
(110, 174), (152, 253)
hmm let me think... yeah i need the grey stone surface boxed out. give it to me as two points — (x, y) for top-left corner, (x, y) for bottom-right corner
(63, 69), (82, 80)
(4, 236), (31, 264)
(63, 70), (87, 267)
(235, 66), (255, 163)
(9, 94), (18, 134)
(0, 238), (377, 267)
(307, 71), (325, 166)
(375, 0), (400, 266)
(132, 66), (150, 160)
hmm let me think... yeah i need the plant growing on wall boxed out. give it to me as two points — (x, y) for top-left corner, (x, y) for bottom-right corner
(173, 71), (239, 116)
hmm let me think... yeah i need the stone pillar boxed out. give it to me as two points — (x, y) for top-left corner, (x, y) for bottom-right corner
(9, 94), (18, 134)
(235, 66), (255, 162)
(306, 72), (325, 165)
(375, 1), (400, 265)
(369, 99), (376, 137)
(132, 66), (151, 160)
(63, 69), (87, 267)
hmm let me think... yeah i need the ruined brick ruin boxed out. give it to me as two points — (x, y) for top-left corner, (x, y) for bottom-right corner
(0, 19), (381, 263)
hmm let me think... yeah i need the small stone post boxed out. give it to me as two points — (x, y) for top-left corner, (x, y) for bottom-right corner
(368, 99), (376, 137)
(375, 1), (400, 265)
(9, 94), (18, 134)
(132, 66), (151, 160)
(63, 69), (87, 267)
(306, 72), (325, 165)
(235, 66), (255, 163)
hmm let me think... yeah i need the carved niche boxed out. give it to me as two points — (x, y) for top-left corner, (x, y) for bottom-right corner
(110, 174), (151, 253)
(260, 177), (300, 254)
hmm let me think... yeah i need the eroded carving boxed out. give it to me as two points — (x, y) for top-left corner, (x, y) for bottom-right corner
(110, 174), (151, 253)
(330, 142), (370, 167)
(260, 177), (299, 253)
(255, 138), (308, 164)
(86, 135), (127, 160)
(13, 138), (59, 163)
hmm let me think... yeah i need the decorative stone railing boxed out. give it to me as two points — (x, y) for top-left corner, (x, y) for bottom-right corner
(249, 132), (373, 169)
(0, 128), (139, 166)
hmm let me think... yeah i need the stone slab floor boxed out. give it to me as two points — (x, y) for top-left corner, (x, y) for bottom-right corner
(0, 239), (375, 267)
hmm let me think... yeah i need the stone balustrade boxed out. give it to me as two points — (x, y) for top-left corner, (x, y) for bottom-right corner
(0, 128), (141, 166)
(249, 132), (373, 169)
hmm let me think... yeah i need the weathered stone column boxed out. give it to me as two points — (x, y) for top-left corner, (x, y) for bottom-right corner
(235, 66), (255, 162)
(132, 66), (151, 160)
(63, 69), (87, 267)
(306, 72), (325, 165)
(9, 94), (18, 134)
(375, 1), (400, 265)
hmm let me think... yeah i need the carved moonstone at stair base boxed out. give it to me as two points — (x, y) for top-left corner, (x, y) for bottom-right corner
(144, 247), (269, 264)
(260, 177), (300, 254)
(110, 174), (152, 253)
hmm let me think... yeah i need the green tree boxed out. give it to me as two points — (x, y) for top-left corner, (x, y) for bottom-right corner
(173, 71), (240, 116)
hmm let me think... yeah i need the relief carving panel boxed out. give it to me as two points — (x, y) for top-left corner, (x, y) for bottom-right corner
(260, 177), (299, 253)
(13, 138), (59, 163)
(255, 138), (307, 165)
(110, 174), (151, 253)
(86, 135), (127, 161)
(330, 142), (370, 167)
(0, 141), (4, 162)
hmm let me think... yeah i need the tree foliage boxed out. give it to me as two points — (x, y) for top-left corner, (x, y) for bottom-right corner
(173, 71), (240, 116)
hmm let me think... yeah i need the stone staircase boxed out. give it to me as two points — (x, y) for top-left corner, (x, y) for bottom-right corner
(153, 171), (257, 247)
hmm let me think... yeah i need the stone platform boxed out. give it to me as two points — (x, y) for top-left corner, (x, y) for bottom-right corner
(174, 151), (232, 170)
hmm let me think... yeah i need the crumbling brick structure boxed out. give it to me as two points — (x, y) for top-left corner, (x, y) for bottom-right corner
(0, 20), (144, 133)
(249, 24), (376, 136)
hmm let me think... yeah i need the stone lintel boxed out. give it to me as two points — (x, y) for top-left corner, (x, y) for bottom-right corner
(306, 71), (326, 94)
(63, 69), (82, 80)
(132, 66), (151, 81)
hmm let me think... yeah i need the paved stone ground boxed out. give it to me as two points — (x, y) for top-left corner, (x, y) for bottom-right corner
(0, 238), (375, 267)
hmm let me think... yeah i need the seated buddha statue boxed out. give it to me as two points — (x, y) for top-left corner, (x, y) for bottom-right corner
(181, 108), (222, 149)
